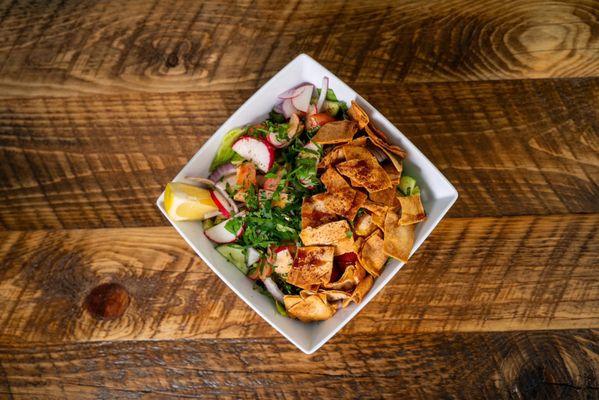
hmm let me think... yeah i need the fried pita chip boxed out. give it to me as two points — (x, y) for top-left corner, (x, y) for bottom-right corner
(382, 161), (401, 185)
(342, 275), (374, 307)
(346, 190), (367, 221)
(366, 124), (407, 158)
(359, 230), (388, 277)
(397, 194), (426, 225)
(286, 246), (335, 289)
(342, 137), (370, 160)
(347, 100), (369, 129)
(301, 196), (337, 229)
(312, 190), (355, 219)
(283, 295), (303, 310)
(354, 212), (378, 237)
(285, 292), (336, 322)
(300, 220), (355, 256)
(354, 261), (367, 282)
(353, 236), (365, 253)
(380, 148), (403, 177)
(319, 289), (352, 302)
(362, 200), (388, 229)
(312, 120), (359, 145)
(369, 187), (399, 207)
(337, 157), (392, 192)
(324, 264), (358, 291)
(383, 209), (415, 262)
(318, 145), (345, 170)
(321, 167), (350, 191)
(365, 121), (387, 140)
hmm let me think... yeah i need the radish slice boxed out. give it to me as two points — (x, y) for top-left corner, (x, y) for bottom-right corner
(210, 190), (232, 219)
(232, 136), (275, 173)
(316, 77), (329, 111)
(204, 219), (244, 243)
(282, 98), (297, 119)
(208, 163), (236, 182)
(246, 247), (261, 266)
(263, 277), (285, 303)
(291, 85), (313, 112)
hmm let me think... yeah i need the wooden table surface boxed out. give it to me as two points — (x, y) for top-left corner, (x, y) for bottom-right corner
(0, 0), (598, 398)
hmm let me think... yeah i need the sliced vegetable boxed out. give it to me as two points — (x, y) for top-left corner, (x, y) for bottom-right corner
(322, 100), (340, 117)
(399, 175), (419, 196)
(263, 277), (285, 303)
(291, 84), (314, 112)
(210, 190), (232, 219)
(205, 218), (244, 243)
(246, 247), (261, 266)
(316, 77), (329, 111)
(210, 128), (244, 171)
(216, 244), (248, 274)
(208, 163), (236, 183)
(307, 112), (336, 129)
(232, 136), (275, 173)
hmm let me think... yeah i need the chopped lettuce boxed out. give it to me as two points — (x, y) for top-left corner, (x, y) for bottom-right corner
(210, 128), (244, 171)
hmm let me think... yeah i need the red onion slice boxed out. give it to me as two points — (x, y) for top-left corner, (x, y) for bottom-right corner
(273, 101), (284, 114)
(208, 163), (236, 182)
(282, 98), (297, 119)
(278, 88), (299, 99)
(316, 77), (329, 111)
(263, 277), (285, 303)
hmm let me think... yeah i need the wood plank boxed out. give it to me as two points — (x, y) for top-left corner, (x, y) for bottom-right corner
(0, 330), (597, 399)
(0, 0), (598, 98)
(1, 79), (597, 229)
(0, 215), (596, 345)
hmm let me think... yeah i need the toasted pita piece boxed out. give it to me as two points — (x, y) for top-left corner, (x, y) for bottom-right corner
(342, 275), (374, 307)
(365, 121), (387, 140)
(366, 124), (407, 159)
(301, 196), (337, 229)
(312, 190), (355, 219)
(354, 212), (378, 236)
(354, 261), (367, 283)
(300, 220), (355, 256)
(284, 295), (303, 310)
(359, 230), (387, 277)
(312, 120), (359, 145)
(353, 236), (365, 254)
(321, 167), (350, 191)
(337, 157), (392, 193)
(362, 200), (388, 229)
(347, 100), (369, 129)
(383, 209), (415, 262)
(286, 292), (336, 322)
(397, 194), (426, 225)
(342, 137), (370, 161)
(286, 246), (335, 289)
(324, 265), (358, 291)
(382, 161), (401, 185)
(319, 289), (352, 302)
(369, 187), (399, 207)
(318, 146), (345, 170)
(380, 148), (403, 178)
(346, 190), (367, 221)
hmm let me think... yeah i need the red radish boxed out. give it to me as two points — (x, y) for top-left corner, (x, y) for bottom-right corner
(232, 136), (275, 173)
(204, 219), (244, 243)
(267, 131), (288, 148)
(267, 113), (302, 148)
(291, 85), (313, 112)
(263, 277), (285, 302)
(246, 247), (261, 266)
(282, 98), (297, 118)
(210, 190), (232, 219)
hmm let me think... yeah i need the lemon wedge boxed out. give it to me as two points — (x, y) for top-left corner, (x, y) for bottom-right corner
(165, 182), (218, 221)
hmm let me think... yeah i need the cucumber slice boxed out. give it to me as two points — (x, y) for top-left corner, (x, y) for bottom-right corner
(216, 244), (248, 274)
(399, 176), (418, 196)
(210, 128), (244, 171)
(316, 88), (338, 102)
(323, 100), (340, 117)
(275, 301), (287, 317)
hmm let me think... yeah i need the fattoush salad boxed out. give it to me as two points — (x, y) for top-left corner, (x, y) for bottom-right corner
(164, 78), (426, 322)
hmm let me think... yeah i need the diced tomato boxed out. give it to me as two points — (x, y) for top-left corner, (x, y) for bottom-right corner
(263, 169), (284, 191)
(236, 162), (257, 190)
(307, 113), (336, 129)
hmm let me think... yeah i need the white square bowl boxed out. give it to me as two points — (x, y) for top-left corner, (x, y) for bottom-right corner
(156, 53), (458, 354)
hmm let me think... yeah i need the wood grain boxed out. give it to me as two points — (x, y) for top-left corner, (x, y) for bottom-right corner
(0, 330), (597, 399)
(0, 214), (596, 345)
(1, 78), (597, 230)
(0, 0), (598, 98)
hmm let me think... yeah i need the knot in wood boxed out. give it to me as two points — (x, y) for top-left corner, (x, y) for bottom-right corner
(85, 282), (130, 320)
